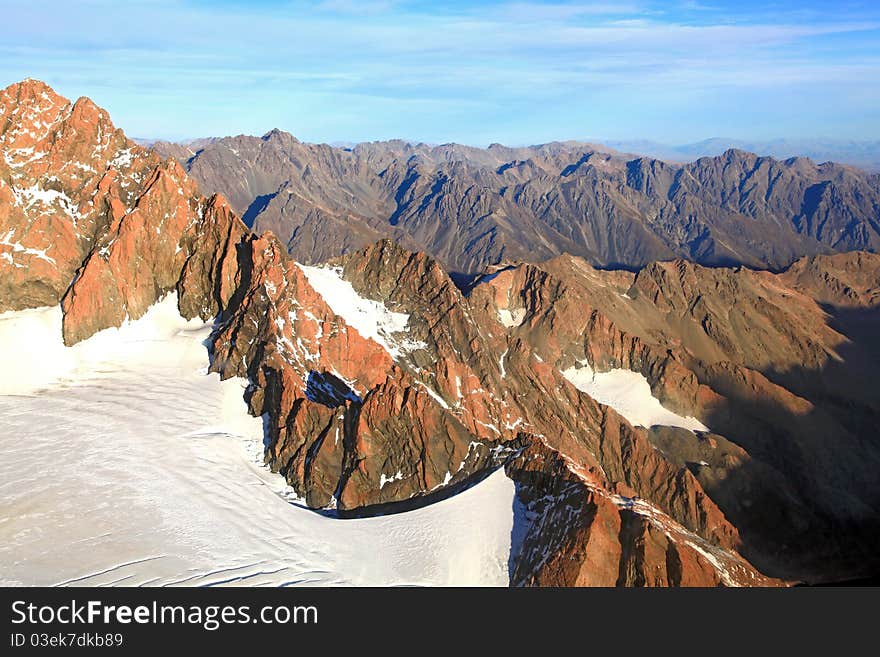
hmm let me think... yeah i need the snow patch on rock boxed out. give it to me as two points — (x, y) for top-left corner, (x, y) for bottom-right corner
(110, 147), (134, 169)
(561, 360), (709, 431)
(297, 264), (427, 359)
(0, 229), (57, 265)
(497, 307), (525, 328)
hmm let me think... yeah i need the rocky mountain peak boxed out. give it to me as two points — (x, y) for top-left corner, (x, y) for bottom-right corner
(262, 127), (299, 144)
(0, 79), (246, 341)
(719, 147), (760, 164)
(781, 251), (880, 307)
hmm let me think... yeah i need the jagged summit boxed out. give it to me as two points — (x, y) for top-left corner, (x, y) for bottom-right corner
(0, 78), (244, 339)
(261, 127), (299, 143)
(6, 77), (57, 96)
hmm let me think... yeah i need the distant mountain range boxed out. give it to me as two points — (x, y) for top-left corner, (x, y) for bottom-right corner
(150, 131), (880, 276)
(603, 138), (880, 172)
(137, 136), (880, 172)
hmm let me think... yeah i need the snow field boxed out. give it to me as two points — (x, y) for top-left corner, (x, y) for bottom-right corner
(0, 295), (515, 586)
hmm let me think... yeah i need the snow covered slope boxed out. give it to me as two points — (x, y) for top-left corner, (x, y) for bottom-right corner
(0, 295), (515, 586)
(297, 263), (427, 359)
(561, 360), (709, 431)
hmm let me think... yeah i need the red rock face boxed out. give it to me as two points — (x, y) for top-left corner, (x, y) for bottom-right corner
(0, 79), (135, 311)
(0, 79), (248, 342)
(60, 159), (248, 344)
(4, 79), (878, 587)
(206, 235), (508, 510)
(505, 439), (780, 587)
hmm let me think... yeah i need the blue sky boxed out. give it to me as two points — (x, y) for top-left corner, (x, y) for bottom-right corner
(1, 0), (878, 144)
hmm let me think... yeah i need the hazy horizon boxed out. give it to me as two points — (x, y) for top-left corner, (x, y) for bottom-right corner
(3, 1), (878, 145)
(125, 130), (880, 171)
(132, 130), (880, 150)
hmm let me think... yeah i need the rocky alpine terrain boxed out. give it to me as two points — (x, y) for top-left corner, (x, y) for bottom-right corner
(3, 79), (880, 586)
(152, 130), (880, 277)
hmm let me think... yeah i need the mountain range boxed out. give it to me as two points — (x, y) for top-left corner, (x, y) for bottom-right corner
(602, 138), (880, 173)
(3, 79), (880, 586)
(150, 131), (880, 278)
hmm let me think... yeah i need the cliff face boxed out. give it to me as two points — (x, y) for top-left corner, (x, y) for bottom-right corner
(504, 440), (779, 587)
(0, 79), (248, 343)
(4, 80), (879, 587)
(1, 79), (131, 312)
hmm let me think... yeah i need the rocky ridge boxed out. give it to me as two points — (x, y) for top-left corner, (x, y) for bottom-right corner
(0, 79), (248, 344)
(153, 129), (880, 276)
